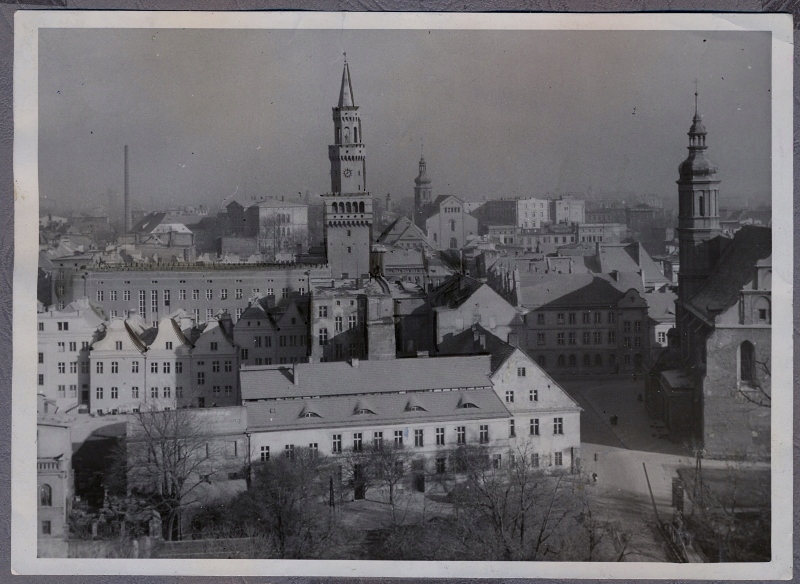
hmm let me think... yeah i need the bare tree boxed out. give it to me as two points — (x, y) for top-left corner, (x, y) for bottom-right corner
(737, 357), (771, 408)
(120, 408), (227, 540)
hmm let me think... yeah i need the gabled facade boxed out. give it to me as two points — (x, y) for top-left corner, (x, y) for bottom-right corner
(425, 195), (478, 251)
(185, 315), (240, 408)
(233, 297), (310, 367)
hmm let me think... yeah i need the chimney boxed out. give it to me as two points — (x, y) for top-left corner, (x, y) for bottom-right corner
(293, 362), (299, 385)
(124, 145), (131, 232)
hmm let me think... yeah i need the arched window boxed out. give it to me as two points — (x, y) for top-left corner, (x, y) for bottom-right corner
(337, 127), (341, 144)
(40, 484), (52, 507)
(359, 202), (365, 213)
(569, 354), (576, 367)
(346, 202), (352, 213)
(449, 237), (458, 249)
(433, 233), (438, 243)
(450, 220), (456, 232)
(344, 127), (350, 143)
(557, 355), (565, 367)
(740, 341), (756, 385)
(353, 127), (358, 143)
(583, 354), (591, 367)
(332, 202), (339, 213)
(698, 194), (705, 217)
(753, 296), (771, 324)
(595, 354), (603, 366)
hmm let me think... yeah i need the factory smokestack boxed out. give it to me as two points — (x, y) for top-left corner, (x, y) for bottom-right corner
(124, 145), (131, 232)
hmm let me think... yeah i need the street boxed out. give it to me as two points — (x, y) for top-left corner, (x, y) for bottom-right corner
(557, 375), (695, 562)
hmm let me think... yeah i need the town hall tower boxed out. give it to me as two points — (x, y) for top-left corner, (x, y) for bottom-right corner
(323, 57), (374, 279)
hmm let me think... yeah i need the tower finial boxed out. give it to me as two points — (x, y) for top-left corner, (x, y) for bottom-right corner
(694, 78), (699, 115)
(343, 51), (347, 64)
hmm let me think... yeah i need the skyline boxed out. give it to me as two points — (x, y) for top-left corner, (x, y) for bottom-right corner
(39, 28), (772, 220)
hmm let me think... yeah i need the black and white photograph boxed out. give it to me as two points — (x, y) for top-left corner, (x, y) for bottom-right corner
(11, 11), (793, 578)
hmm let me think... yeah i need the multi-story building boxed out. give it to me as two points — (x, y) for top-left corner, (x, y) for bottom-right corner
(517, 274), (651, 375)
(322, 58), (374, 280)
(233, 296), (310, 367)
(71, 262), (330, 326)
(577, 222), (625, 244)
(429, 274), (523, 347)
(37, 298), (107, 411)
(516, 197), (550, 229)
(375, 216), (432, 251)
(648, 95), (772, 459)
(549, 195), (585, 224)
(470, 200), (518, 234)
(244, 199), (309, 260)
(37, 413), (73, 558)
(185, 314), (240, 408)
(309, 277), (395, 363)
(425, 195), (479, 251)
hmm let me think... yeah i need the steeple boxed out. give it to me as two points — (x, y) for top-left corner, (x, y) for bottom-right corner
(338, 54), (355, 108)
(415, 155), (431, 186)
(413, 154), (433, 230)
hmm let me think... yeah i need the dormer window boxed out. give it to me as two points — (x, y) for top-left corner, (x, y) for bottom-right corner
(408, 405), (426, 412)
(355, 408), (375, 415)
(302, 411), (321, 418)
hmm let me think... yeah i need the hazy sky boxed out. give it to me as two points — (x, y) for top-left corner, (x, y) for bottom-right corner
(39, 28), (771, 219)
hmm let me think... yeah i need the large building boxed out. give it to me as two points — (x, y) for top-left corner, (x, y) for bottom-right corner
(243, 199), (309, 260)
(233, 296), (310, 366)
(322, 59), (374, 279)
(648, 95), (771, 460)
(425, 195), (479, 251)
(37, 413), (73, 557)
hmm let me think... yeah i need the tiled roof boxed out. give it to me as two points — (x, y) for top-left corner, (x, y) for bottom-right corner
(520, 273), (641, 310)
(428, 274), (485, 309)
(245, 387), (509, 432)
(240, 355), (492, 401)
(436, 324), (516, 374)
(686, 226), (771, 320)
(596, 243), (669, 284)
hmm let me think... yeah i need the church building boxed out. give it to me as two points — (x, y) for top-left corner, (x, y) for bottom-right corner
(647, 91), (772, 460)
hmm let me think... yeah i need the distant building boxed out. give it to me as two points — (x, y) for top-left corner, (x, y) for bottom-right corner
(244, 200), (309, 260)
(516, 197), (550, 229)
(470, 200), (518, 234)
(577, 223), (625, 244)
(425, 195), (479, 251)
(233, 296), (310, 367)
(375, 216), (433, 251)
(549, 196), (585, 224)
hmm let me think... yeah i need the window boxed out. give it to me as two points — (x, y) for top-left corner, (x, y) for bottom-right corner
(241, 349), (249, 360)
(607, 312), (616, 323)
(479, 425), (489, 444)
(96, 387), (103, 399)
(739, 341), (756, 385)
(69, 341), (77, 352)
(225, 386), (232, 396)
(608, 331), (616, 344)
(634, 337), (642, 348)
(456, 426), (466, 445)
(348, 315), (357, 329)
(131, 386), (139, 398)
(318, 328), (328, 346)
(373, 431), (383, 449)
(279, 336), (287, 347)
(212, 361), (220, 372)
(69, 384), (77, 397)
(192, 290), (199, 300)
(41, 521), (52, 536)
(57, 342), (65, 353)
(554, 452), (563, 466)
(97, 290), (104, 302)
(435, 427), (445, 445)
(623, 321), (631, 333)
(492, 454), (502, 469)
(509, 419), (516, 437)
(569, 332), (576, 345)
(568, 312), (576, 325)
(505, 390), (514, 403)
(206, 290), (213, 301)
(197, 372), (205, 385)
(436, 458), (446, 474)
(353, 433), (363, 452)
(318, 305), (328, 318)
(213, 386), (220, 396)
(96, 361), (104, 374)
(111, 387), (118, 399)
(236, 308), (242, 321)
(57, 322), (68, 332)
(517, 367), (526, 377)
(529, 389), (538, 402)
(554, 417), (564, 435)
(657, 331), (667, 344)
(530, 418), (539, 436)
(557, 313), (565, 325)
(38, 352), (44, 364)
(557, 354), (565, 367)
(206, 309), (214, 321)
(531, 453), (540, 468)
(582, 332), (590, 345)
(394, 430), (404, 447)
(557, 333), (565, 346)
(537, 332), (546, 346)
(414, 429), (424, 447)
(334, 316), (343, 333)
(594, 312), (602, 324)
(58, 385), (65, 397)
(150, 387), (158, 398)
(284, 445), (295, 460)
(58, 362), (65, 374)
(81, 362), (89, 374)
(123, 290), (131, 302)
(634, 321), (642, 333)
(623, 337), (631, 348)
(38, 322), (44, 332)
(536, 314), (545, 325)
(220, 289), (228, 300)
(582, 312), (590, 324)
(332, 434), (342, 453)
(593, 331), (602, 344)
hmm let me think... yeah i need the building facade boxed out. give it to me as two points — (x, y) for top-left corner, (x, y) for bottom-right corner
(233, 296), (310, 367)
(516, 197), (550, 229)
(425, 195), (479, 251)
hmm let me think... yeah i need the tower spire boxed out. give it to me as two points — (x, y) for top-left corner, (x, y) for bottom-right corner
(694, 78), (699, 116)
(338, 56), (355, 108)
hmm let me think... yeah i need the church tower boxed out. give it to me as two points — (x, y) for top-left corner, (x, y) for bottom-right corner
(676, 87), (723, 303)
(413, 155), (432, 230)
(323, 57), (373, 280)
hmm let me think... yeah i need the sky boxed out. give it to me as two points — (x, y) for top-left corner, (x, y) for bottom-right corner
(38, 27), (772, 220)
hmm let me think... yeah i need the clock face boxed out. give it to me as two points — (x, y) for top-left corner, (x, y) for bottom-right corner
(343, 168), (352, 178)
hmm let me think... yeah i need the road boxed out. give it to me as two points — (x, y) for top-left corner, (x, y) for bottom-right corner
(557, 375), (695, 562)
